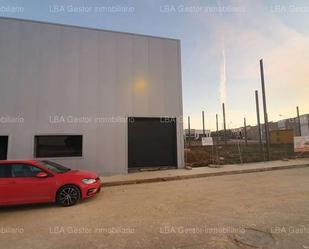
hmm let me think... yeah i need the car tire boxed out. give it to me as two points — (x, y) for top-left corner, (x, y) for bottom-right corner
(56, 185), (81, 207)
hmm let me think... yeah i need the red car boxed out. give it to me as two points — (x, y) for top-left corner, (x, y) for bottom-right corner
(0, 160), (101, 207)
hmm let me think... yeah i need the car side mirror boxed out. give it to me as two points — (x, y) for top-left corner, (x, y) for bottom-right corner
(36, 172), (49, 178)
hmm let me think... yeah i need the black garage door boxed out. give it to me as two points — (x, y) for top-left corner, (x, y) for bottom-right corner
(128, 117), (177, 168)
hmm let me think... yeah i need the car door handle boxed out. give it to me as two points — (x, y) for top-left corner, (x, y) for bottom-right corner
(8, 181), (16, 184)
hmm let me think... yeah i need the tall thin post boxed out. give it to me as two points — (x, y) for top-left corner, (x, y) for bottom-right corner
(216, 114), (219, 132)
(260, 59), (270, 161)
(244, 117), (248, 146)
(222, 103), (227, 144)
(188, 116), (191, 148)
(202, 111), (205, 135)
(297, 106), (301, 136)
(255, 90), (263, 152)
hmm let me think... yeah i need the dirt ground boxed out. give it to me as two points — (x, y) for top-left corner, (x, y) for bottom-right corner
(185, 143), (299, 166)
(1, 168), (309, 249)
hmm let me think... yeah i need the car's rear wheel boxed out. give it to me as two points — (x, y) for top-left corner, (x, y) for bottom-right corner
(56, 185), (81, 207)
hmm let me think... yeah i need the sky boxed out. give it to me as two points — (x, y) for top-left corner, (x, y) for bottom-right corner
(1, 0), (308, 130)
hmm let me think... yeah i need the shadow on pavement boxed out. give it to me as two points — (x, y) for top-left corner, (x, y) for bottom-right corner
(0, 194), (102, 212)
(0, 203), (58, 212)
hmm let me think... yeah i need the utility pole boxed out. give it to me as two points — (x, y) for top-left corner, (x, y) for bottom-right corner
(255, 90), (263, 152)
(188, 116), (191, 148)
(260, 59), (270, 161)
(244, 117), (248, 146)
(222, 103), (227, 145)
(202, 111), (205, 136)
(216, 114), (219, 133)
(297, 106), (301, 136)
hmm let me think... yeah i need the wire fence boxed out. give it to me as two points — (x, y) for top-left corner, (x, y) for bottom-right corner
(184, 139), (309, 167)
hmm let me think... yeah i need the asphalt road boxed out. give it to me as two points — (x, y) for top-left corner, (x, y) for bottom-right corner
(1, 167), (309, 249)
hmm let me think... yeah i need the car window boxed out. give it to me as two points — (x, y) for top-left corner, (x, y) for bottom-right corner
(0, 164), (12, 178)
(38, 161), (71, 173)
(11, 164), (43, 178)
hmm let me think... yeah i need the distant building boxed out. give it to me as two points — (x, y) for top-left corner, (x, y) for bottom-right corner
(184, 129), (211, 140)
(276, 114), (309, 136)
(240, 122), (279, 141)
(239, 114), (309, 141)
(300, 114), (309, 136)
(278, 118), (300, 136)
(270, 129), (294, 144)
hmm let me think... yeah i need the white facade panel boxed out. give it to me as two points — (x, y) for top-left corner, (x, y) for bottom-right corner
(0, 18), (184, 175)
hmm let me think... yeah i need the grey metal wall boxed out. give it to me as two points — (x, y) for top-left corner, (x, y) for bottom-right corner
(0, 18), (184, 175)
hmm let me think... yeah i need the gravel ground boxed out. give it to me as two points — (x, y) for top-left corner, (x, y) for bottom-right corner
(1, 168), (309, 249)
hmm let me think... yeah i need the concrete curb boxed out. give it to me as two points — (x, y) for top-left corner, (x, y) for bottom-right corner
(102, 163), (309, 187)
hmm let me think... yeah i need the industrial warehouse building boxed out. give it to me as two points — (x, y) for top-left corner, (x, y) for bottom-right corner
(0, 18), (184, 175)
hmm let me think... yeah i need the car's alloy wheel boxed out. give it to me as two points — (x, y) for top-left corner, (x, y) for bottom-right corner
(57, 185), (80, 207)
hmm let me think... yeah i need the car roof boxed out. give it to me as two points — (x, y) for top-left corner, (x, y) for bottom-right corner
(0, 160), (38, 165)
